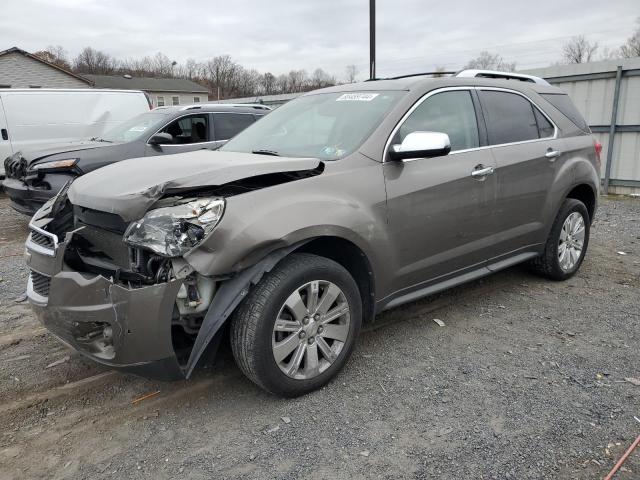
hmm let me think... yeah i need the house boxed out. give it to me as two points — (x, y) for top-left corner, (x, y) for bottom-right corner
(83, 74), (209, 107)
(0, 47), (92, 88)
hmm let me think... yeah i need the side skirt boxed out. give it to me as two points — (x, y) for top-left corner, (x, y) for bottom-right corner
(378, 251), (538, 312)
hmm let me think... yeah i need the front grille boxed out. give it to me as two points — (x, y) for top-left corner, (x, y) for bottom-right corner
(74, 206), (129, 235)
(30, 271), (51, 297)
(30, 230), (56, 249)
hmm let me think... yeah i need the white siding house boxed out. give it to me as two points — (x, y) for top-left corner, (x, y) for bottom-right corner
(0, 47), (91, 89)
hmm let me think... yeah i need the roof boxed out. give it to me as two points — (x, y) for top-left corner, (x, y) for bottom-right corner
(0, 47), (93, 85)
(83, 74), (209, 93)
(520, 57), (640, 81)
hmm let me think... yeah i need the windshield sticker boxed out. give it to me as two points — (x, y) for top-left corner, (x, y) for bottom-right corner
(336, 93), (379, 102)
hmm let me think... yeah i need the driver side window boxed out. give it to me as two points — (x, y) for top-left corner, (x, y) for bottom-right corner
(159, 115), (209, 144)
(396, 90), (480, 152)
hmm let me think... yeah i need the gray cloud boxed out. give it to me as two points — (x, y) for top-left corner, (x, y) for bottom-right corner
(1, 0), (637, 80)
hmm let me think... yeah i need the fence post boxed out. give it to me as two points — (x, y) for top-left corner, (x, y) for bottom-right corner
(603, 66), (623, 195)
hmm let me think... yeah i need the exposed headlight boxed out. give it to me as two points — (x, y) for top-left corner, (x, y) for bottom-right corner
(123, 198), (225, 257)
(30, 158), (78, 171)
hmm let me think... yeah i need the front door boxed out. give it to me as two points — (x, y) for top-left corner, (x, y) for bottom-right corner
(145, 113), (218, 156)
(383, 89), (498, 295)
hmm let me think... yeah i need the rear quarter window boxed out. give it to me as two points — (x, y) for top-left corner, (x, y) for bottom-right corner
(540, 93), (589, 132)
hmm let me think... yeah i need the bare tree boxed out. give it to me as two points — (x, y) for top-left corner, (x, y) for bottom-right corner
(465, 51), (516, 71)
(63, 45), (341, 97)
(33, 45), (71, 70)
(620, 17), (640, 58)
(73, 47), (116, 74)
(345, 64), (359, 83)
(561, 35), (599, 64)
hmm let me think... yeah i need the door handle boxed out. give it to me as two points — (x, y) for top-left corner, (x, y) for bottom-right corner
(545, 149), (561, 160)
(471, 165), (495, 178)
(1, 129), (7, 141)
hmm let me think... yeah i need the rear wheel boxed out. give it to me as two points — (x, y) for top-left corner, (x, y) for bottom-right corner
(230, 253), (361, 397)
(529, 198), (590, 280)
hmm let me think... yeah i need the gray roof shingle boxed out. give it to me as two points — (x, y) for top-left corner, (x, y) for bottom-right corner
(83, 74), (209, 93)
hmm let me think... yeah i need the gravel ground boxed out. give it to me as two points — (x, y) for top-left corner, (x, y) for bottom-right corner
(0, 193), (638, 479)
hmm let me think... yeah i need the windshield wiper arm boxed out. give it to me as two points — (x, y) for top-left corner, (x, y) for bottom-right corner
(252, 149), (280, 156)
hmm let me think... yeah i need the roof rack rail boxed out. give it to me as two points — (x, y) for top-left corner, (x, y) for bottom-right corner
(388, 71), (457, 80)
(455, 69), (550, 86)
(178, 103), (272, 111)
(214, 103), (272, 110)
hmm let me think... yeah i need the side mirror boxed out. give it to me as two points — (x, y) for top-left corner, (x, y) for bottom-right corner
(148, 132), (173, 145)
(389, 131), (451, 161)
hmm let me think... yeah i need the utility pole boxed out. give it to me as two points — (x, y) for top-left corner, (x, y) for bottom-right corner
(369, 0), (376, 80)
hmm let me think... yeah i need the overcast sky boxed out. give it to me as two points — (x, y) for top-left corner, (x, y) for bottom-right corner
(1, 0), (638, 80)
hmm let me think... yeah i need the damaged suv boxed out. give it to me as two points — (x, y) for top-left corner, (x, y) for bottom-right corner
(25, 71), (600, 396)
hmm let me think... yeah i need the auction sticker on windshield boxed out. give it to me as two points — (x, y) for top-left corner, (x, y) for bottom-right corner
(336, 93), (380, 102)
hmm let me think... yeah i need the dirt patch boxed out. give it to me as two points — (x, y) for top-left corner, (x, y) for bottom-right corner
(0, 194), (638, 479)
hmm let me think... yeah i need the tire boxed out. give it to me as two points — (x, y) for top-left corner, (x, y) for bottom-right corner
(529, 198), (590, 280)
(230, 253), (362, 397)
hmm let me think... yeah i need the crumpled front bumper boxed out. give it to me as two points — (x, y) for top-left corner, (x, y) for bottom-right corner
(25, 226), (186, 381)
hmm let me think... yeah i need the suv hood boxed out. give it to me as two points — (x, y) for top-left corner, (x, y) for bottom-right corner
(21, 140), (114, 164)
(68, 150), (321, 221)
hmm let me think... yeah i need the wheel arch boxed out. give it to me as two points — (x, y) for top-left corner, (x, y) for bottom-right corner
(292, 236), (376, 325)
(565, 183), (596, 223)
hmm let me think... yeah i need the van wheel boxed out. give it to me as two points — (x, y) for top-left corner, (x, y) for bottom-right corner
(230, 253), (362, 397)
(529, 198), (590, 280)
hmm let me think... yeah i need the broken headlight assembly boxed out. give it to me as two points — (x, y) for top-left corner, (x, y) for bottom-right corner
(123, 198), (225, 257)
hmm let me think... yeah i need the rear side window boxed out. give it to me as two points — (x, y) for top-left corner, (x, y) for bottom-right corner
(214, 113), (255, 140)
(541, 93), (589, 131)
(533, 108), (554, 138)
(479, 91), (540, 145)
(395, 90), (480, 152)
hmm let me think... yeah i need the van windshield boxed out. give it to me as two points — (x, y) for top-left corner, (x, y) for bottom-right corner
(99, 112), (168, 143)
(221, 91), (405, 160)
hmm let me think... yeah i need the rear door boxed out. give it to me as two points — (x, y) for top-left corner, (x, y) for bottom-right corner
(0, 96), (13, 175)
(144, 113), (218, 156)
(383, 88), (498, 293)
(477, 88), (562, 258)
(212, 112), (256, 147)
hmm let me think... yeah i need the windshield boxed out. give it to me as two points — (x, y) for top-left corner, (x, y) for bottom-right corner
(221, 91), (405, 159)
(99, 111), (168, 143)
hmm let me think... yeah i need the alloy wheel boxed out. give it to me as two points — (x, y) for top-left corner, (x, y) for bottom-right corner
(272, 280), (351, 380)
(558, 211), (585, 271)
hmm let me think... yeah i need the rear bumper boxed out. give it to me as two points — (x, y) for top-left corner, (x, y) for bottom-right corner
(25, 227), (186, 381)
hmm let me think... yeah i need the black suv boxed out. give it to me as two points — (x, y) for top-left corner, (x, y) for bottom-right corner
(2, 103), (270, 215)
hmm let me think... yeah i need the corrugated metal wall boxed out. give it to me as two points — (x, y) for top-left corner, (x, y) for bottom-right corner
(525, 58), (640, 194)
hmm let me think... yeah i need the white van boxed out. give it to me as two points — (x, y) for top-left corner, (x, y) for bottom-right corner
(0, 88), (150, 177)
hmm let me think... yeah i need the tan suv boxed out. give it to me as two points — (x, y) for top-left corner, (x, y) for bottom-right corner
(25, 70), (600, 396)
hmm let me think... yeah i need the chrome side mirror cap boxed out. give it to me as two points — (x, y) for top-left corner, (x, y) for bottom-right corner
(389, 131), (451, 161)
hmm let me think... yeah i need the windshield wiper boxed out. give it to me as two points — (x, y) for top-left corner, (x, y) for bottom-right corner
(252, 149), (280, 156)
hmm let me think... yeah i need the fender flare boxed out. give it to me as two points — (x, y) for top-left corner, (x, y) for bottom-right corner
(184, 240), (309, 378)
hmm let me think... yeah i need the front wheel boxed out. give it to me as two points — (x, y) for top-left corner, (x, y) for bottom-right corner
(529, 198), (590, 280)
(230, 253), (362, 397)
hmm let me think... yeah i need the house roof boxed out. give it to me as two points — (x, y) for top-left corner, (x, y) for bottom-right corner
(0, 46), (93, 85)
(83, 74), (209, 93)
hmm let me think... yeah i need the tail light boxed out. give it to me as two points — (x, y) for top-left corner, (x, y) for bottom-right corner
(594, 140), (602, 168)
